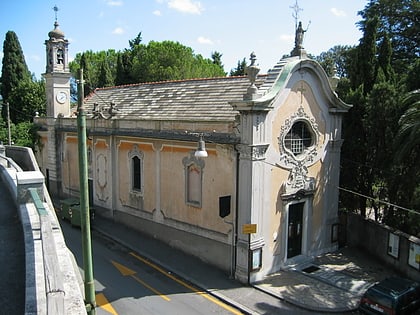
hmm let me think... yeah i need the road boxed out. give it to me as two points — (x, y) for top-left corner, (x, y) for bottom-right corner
(60, 220), (244, 315)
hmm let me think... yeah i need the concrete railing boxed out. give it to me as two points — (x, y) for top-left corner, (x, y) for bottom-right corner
(0, 145), (85, 315)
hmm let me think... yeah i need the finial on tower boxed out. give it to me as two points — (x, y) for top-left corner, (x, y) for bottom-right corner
(53, 5), (59, 22)
(290, 0), (303, 30)
(244, 52), (261, 100)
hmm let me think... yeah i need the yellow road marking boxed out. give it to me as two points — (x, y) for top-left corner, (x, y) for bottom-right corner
(129, 252), (242, 315)
(131, 274), (171, 301)
(111, 260), (171, 301)
(96, 293), (119, 315)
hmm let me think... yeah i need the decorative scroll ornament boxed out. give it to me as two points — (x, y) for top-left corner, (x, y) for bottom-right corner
(91, 102), (119, 120)
(277, 106), (321, 198)
(236, 144), (269, 161)
(281, 162), (315, 198)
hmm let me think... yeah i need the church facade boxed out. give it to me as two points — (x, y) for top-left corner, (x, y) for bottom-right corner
(35, 20), (351, 283)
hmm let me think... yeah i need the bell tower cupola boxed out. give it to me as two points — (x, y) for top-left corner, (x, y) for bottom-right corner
(43, 6), (71, 118)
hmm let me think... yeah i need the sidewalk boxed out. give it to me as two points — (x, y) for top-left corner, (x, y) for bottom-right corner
(0, 178), (25, 314)
(91, 212), (396, 314)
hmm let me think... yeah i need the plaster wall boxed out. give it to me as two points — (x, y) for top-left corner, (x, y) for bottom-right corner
(255, 72), (338, 277)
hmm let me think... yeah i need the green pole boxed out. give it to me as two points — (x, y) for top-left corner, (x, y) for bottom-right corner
(77, 68), (96, 314)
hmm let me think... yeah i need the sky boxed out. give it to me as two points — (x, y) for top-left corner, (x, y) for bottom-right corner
(0, 0), (369, 80)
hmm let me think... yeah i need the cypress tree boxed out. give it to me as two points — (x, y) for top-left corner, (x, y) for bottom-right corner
(0, 31), (31, 122)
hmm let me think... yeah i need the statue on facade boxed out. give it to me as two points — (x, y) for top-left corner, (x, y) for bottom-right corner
(291, 21), (308, 58)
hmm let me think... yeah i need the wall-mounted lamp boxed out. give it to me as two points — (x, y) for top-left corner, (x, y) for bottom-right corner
(194, 135), (208, 158)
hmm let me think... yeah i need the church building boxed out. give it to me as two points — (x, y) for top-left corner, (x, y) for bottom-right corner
(35, 18), (351, 283)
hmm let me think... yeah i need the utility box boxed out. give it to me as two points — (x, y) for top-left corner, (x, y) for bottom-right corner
(60, 198), (94, 227)
(60, 198), (80, 224)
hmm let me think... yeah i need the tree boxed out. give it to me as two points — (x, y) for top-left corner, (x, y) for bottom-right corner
(7, 79), (46, 124)
(0, 31), (31, 122)
(394, 90), (420, 163)
(70, 50), (118, 94)
(211, 51), (225, 73)
(97, 60), (113, 88)
(116, 52), (134, 86)
(230, 58), (247, 76)
(336, 0), (420, 234)
(314, 45), (352, 78)
(130, 40), (225, 83)
(358, 0), (419, 74)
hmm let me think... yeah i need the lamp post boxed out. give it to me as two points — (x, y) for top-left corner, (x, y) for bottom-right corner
(0, 97), (12, 145)
(77, 68), (96, 314)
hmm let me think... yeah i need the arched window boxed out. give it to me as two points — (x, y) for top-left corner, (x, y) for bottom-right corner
(57, 48), (64, 64)
(128, 145), (144, 194)
(132, 156), (142, 191)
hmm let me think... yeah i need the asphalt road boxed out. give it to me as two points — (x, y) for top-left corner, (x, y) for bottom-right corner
(60, 220), (244, 315)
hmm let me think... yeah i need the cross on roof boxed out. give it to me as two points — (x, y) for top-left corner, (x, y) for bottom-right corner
(297, 82), (306, 104)
(53, 5), (59, 21)
(290, 0), (303, 29)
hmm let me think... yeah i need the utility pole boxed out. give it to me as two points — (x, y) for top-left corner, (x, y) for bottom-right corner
(6, 102), (11, 145)
(77, 69), (96, 314)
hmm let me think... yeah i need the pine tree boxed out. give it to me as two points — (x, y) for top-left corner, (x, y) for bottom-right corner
(230, 58), (247, 76)
(0, 31), (31, 123)
(97, 60), (113, 88)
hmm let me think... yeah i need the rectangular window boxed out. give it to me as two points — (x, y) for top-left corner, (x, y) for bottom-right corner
(187, 164), (201, 206)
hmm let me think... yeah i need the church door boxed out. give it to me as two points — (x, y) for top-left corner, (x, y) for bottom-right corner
(287, 202), (304, 258)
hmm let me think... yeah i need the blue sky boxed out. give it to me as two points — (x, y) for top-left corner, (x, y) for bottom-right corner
(0, 0), (368, 80)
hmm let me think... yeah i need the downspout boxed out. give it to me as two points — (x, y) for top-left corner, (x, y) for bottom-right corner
(233, 149), (240, 279)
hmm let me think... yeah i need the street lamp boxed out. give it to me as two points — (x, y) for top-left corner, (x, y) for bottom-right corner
(194, 134), (208, 158)
(0, 96), (12, 145)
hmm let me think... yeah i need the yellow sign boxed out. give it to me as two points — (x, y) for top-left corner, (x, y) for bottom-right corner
(416, 254), (420, 264)
(242, 224), (257, 234)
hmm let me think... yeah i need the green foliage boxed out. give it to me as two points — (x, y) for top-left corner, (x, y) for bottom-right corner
(97, 60), (113, 88)
(0, 31), (31, 121)
(115, 52), (134, 86)
(335, 0), (420, 234)
(357, 0), (419, 74)
(394, 90), (420, 162)
(7, 79), (46, 124)
(13, 121), (39, 148)
(229, 58), (247, 76)
(130, 40), (225, 83)
(314, 45), (352, 78)
(70, 36), (226, 89)
(69, 50), (118, 94)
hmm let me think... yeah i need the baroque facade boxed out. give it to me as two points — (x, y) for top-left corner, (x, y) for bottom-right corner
(35, 20), (351, 283)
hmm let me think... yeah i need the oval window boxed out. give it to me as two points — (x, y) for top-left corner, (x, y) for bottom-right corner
(284, 120), (314, 156)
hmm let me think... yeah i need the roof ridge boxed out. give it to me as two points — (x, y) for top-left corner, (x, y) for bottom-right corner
(94, 74), (268, 91)
(94, 74), (268, 92)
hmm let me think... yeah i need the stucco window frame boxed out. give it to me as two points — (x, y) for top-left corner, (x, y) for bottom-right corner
(128, 145), (144, 197)
(278, 106), (321, 168)
(182, 153), (205, 208)
(284, 120), (316, 157)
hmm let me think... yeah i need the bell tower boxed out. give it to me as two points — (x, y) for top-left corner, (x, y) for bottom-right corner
(43, 6), (71, 118)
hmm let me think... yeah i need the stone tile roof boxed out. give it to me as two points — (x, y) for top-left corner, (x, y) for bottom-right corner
(84, 76), (266, 122)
